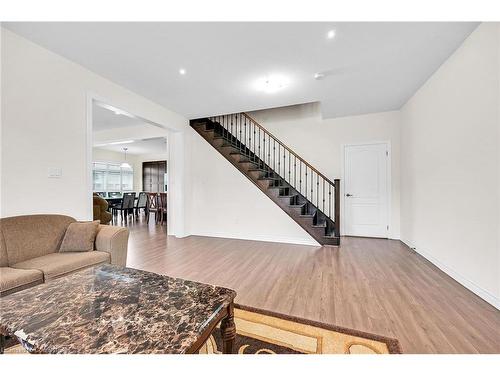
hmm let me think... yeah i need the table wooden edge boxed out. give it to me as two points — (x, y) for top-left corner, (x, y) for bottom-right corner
(186, 299), (235, 354)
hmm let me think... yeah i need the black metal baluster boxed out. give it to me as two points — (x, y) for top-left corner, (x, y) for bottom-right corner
(329, 184), (332, 219)
(258, 127), (261, 168)
(273, 139), (276, 170)
(288, 152), (291, 184)
(299, 162), (302, 195)
(278, 143), (280, 176)
(305, 166), (308, 201)
(317, 173), (319, 208)
(239, 114), (243, 153)
(294, 155), (297, 189)
(253, 122), (256, 159)
(268, 134), (271, 167)
(284, 150), (286, 181)
(230, 115), (234, 145)
(311, 171), (313, 206)
(322, 179), (325, 212)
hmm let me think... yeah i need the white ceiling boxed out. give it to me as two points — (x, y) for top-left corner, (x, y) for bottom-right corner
(95, 137), (167, 155)
(5, 22), (478, 119)
(93, 104), (149, 131)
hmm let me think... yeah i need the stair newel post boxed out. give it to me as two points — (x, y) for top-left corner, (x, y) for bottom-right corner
(334, 179), (340, 239)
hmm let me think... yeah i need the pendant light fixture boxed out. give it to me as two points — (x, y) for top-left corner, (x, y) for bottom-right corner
(120, 147), (131, 169)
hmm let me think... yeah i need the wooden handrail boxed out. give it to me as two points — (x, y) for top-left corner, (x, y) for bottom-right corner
(241, 112), (337, 188)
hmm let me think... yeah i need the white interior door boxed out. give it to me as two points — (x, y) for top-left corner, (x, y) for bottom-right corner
(344, 143), (389, 238)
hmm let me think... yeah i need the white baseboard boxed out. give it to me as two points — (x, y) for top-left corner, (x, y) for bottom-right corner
(400, 238), (500, 310)
(188, 230), (320, 247)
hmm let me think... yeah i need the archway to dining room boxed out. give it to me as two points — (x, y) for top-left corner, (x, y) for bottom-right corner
(87, 97), (177, 235)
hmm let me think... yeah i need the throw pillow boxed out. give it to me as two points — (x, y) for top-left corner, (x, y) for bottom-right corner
(59, 220), (100, 252)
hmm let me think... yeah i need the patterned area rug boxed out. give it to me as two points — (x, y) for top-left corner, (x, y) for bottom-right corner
(199, 305), (402, 354)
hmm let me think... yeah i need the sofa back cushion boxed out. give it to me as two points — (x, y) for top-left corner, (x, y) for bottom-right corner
(0, 214), (76, 265)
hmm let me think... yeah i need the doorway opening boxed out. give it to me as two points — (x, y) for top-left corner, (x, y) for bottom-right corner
(89, 99), (170, 229)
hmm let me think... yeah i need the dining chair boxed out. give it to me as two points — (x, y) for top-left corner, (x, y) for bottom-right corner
(158, 192), (168, 226)
(111, 192), (136, 224)
(135, 192), (148, 218)
(146, 193), (159, 224)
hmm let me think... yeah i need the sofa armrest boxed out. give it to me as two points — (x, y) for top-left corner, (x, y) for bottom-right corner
(95, 225), (129, 267)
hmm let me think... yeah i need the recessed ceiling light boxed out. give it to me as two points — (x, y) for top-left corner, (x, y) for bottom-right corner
(327, 29), (336, 39)
(179, 68), (186, 75)
(254, 74), (290, 94)
(314, 72), (325, 80)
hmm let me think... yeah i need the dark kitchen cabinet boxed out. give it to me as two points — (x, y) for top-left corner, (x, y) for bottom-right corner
(142, 161), (167, 192)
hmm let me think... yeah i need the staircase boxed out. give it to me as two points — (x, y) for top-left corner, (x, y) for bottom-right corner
(190, 113), (340, 246)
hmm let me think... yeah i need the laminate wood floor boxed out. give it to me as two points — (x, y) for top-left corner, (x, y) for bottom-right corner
(123, 218), (500, 354)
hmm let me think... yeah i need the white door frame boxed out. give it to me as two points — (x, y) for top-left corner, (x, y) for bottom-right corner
(340, 141), (391, 238)
(85, 92), (175, 235)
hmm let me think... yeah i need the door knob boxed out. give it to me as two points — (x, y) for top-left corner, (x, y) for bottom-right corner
(346, 193), (353, 197)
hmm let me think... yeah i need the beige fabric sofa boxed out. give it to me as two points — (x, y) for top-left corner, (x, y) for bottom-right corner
(0, 214), (129, 296)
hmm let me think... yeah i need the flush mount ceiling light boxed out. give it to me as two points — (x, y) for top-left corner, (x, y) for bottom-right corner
(179, 68), (186, 75)
(314, 72), (325, 80)
(327, 29), (336, 39)
(254, 74), (290, 94)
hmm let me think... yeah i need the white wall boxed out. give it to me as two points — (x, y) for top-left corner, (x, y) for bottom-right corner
(0, 26), (3, 218)
(1, 29), (187, 234)
(400, 23), (500, 308)
(248, 103), (401, 239)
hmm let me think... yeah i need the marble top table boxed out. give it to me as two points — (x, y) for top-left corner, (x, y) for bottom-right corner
(0, 264), (236, 354)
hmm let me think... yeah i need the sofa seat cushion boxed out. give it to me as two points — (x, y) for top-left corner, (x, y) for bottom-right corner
(0, 267), (44, 296)
(12, 251), (111, 280)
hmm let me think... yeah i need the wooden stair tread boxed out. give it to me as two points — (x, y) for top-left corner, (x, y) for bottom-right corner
(312, 223), (327, 228)
(258, 176), (281, 180)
